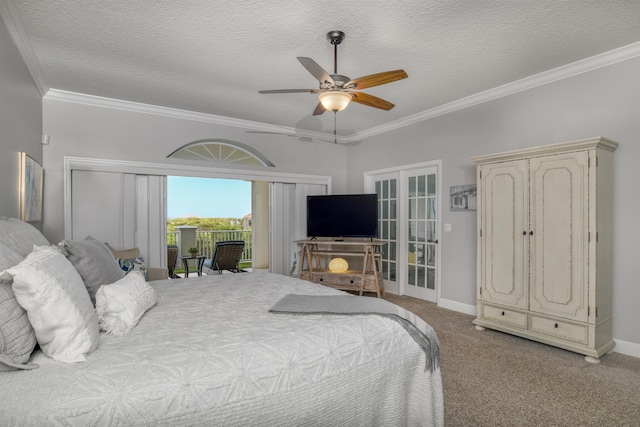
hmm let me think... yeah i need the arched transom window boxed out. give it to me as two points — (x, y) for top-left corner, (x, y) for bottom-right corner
(167, 139), (274, 167)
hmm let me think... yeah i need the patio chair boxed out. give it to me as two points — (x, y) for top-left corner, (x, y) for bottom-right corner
(203, 240), (246, 274)
(167, 244), (178, 278)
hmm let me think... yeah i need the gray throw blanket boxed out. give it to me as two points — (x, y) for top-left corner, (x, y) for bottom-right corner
(269, 294), (440, 372)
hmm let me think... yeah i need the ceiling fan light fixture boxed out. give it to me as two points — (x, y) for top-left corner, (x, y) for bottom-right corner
(319, 91), (351, 112)
(259, 30), (407, 118)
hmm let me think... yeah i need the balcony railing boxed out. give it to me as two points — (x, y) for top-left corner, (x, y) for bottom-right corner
(167, 230), (252, 263)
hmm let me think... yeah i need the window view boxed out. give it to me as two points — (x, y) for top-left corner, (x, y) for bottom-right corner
(167, 176), (252, 276)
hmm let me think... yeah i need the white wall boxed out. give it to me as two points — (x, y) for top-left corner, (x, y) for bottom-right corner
(42, 99), (348, 244)
(0, 15), (42, 221)
(346, 57), (640, 353)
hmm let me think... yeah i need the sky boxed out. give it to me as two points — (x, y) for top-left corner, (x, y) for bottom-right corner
(167, 176), (251, 219)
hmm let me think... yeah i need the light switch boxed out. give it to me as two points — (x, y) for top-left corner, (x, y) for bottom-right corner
(444, 223), (452, 232)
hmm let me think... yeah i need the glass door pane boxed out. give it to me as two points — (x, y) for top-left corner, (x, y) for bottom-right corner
(369, 163), (439, 303)
(405, 168), (437, 301)
(376, 177), (397, 282)
(426, 173), (437, 290)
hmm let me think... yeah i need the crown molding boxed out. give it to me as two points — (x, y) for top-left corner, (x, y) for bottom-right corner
(346, 41), (640, 142)
(43, 89), (348, 144)
(0, 0), (49, 95)
(41, 40), (640, 145)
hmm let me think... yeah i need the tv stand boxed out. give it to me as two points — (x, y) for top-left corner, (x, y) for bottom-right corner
(295, 239), (386, 297)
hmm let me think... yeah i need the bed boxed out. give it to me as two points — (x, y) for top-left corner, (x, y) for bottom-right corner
(0, 218), (443, 426)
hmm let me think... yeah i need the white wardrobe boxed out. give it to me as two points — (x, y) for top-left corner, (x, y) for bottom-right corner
(472, 137), (617, 363)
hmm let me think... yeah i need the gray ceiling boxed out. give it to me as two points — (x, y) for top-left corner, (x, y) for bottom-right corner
(2, 0), (639, 141)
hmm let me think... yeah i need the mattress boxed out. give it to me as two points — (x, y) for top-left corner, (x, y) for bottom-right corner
(0, 272), (443, 426)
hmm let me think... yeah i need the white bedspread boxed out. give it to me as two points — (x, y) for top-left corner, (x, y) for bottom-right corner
(0, 272), (443, 426)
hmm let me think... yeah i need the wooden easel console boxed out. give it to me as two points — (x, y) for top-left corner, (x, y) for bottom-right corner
(295, 239), (386, 297)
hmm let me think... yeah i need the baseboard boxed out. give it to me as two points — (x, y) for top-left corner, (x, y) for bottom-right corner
(437, 297), (477, 316)
(383, 282), (400, 295)
(611, 339), (640, 359)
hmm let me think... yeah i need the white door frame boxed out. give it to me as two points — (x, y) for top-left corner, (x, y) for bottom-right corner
(64, 157), (331, 236)
(64, 157), (331, 272)
(365, 160), (442, 303)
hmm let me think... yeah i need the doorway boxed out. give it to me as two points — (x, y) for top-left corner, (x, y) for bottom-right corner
(366, 161), (442, 303)
(64, 157), (331, 274)
(166, 176), (254, 270)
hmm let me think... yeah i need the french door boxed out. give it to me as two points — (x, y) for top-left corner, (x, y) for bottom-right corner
(367, 162), (440, 302)
(404, 167), (438, 301)
(374, 173), (398, 285)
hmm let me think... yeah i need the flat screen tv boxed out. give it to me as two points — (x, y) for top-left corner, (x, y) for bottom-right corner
(306, 194), (378, 239)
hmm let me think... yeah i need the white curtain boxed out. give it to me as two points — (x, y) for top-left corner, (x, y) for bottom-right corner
(70, 170), (167, 268)
(269, 182), (326, 275)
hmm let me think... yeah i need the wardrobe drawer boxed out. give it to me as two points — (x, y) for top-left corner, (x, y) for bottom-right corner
(481, 304), (527, 329)
(529, 315), (588, 345)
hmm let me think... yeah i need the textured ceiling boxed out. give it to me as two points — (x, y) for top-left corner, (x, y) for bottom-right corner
(2, 0), (640, 141)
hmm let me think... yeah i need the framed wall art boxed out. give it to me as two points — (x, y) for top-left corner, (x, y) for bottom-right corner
(450, 184), (477, 211)
(19, 152), (43, 222)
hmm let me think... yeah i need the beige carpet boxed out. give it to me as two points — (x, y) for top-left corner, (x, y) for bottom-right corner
(382, 294), (640, 427)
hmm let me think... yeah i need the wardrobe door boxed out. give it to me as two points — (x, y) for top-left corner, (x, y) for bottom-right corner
(529, 151), (590, 322)
(480, 160), (528, 310)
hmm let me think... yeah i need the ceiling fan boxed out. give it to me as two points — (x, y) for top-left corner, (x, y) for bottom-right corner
(259, 31), (408, 116)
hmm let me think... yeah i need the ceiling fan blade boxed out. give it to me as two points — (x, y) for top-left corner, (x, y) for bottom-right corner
(259, 89), (319, 94)
(297, 57), (335, 85)
(312, 102), (326, 116)
(346, 70), (408, 90)
(350, 92), (395, 110)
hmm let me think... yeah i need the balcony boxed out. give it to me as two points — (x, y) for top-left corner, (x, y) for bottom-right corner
(168, 230), (252, 264)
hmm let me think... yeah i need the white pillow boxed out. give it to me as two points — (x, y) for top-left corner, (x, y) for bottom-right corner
(8, 245), (99, 363)
(95, 271), (157, 336)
